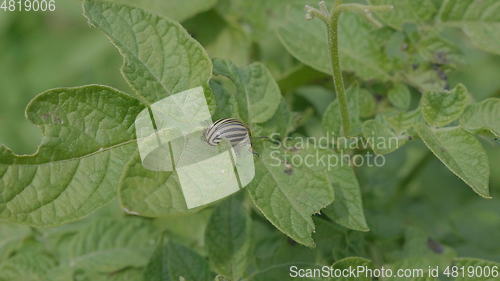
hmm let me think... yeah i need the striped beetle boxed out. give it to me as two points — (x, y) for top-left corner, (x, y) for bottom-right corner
(203, 118), (251, 147)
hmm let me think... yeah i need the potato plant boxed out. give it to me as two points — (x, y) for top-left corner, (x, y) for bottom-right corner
(0, 0), (499, 280)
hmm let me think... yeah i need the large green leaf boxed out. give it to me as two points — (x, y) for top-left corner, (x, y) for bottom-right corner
(368, 0), (438, 29)
(82, 0), (220, 218)
(420, 84), (470, 127)
(107, 0), (217, 22)
(439, 0), (500, 55)
(247, 143), (334, 247)
(83, 0), (212, 104)
(144, 240), (211, 281)
(460, 98), (500, 137)
(212, 59), (282, 124)
(0, 86), (144, 226)
(416, 124), (490, 198)
(205, 196), (252, 280)
(277, 3), (393, 81)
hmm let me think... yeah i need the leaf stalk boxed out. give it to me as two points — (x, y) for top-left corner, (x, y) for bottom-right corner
(305, 1), (393, 137)
(327, 2), (351, 137)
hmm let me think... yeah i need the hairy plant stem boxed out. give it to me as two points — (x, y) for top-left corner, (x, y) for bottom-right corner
(306, 1), (393, 138)
(327, 4), (351, 137)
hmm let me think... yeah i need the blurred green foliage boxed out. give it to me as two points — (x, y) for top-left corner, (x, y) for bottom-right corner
(0, 1), (126, 154)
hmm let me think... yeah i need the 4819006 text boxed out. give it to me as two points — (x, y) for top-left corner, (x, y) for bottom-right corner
(1, 0), (55, 12)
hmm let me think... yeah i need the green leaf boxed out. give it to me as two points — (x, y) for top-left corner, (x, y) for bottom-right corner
(412, 33), (464, 67)
(404, 65), (450, 93)
(77, 267), (145, 281)
(421, 84), (470, 127)
(58, 217), (157, 273)
(83, 0), (212, 104)
(453, 258), (500, 281)
(144, 240), (211, 281)
(0, 86), (144, 226)
(211, 63), (291, 138)
(206, 25), (252, 65)
(205, 196), (252, 280)
(184, 7), (253, 67)
(253, 100), (293, 139)
(330, 257), (373, 281)
(439, 0), (500, 55)
(295, 86), (335, 116)
(322, 162), (369, 232)
(277, 4), (393, 81)
(460, 98), (500, 137)
(210, 79), (235, 121)
(155, 209), (212, 252)
(212, 59), (282, 124)
(107, 0), (217, 22)
(383, 109), (422, 134)
(215, 0), (299, 42)
(388, 83), (411, 110)
(368, 0), (438, 29)
(416, 124), (490, 198)
(0, 249), (57, 281)
(381, 228), (456, 281)
(0, 223), (31, 260)
(119, 152), (189, 217)
(251, 234), (322, 280)
(247, 143), (334, 247)
(362, 118), (410, 155)
(276, 3), (329, 75)
(322, 86), (361, 137)
(46, 266), (75, 281)
(358, 89), (376, 118)
(290, 108), (315, 134)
